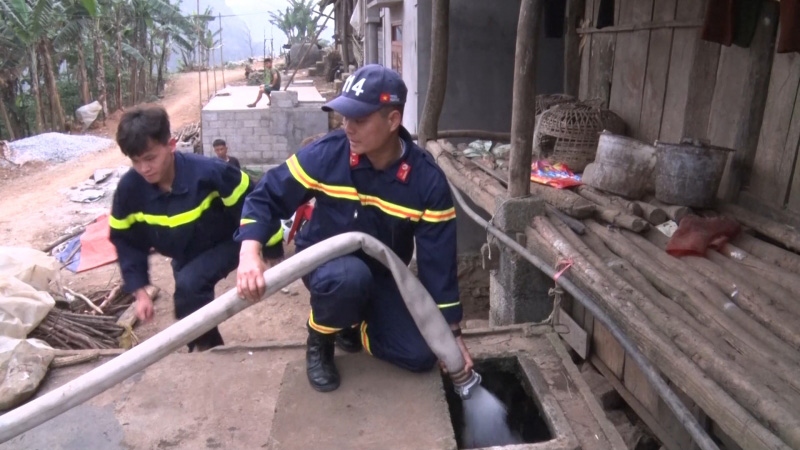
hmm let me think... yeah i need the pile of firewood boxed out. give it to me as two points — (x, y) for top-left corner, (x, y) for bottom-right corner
(173, 122), (202, 154)
(30, 285), (160, 350)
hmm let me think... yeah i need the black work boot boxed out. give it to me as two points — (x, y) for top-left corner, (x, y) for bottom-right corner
(335, 326), (363, 353)
(306, 327), (340, 392)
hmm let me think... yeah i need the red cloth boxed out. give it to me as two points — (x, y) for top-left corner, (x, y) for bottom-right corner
(287, 203), (314, 244)
(778, 0), (800, 53)
(701, 0), (735, 46)
(666, 214), (741, 257)
(76, 214), (118, 272)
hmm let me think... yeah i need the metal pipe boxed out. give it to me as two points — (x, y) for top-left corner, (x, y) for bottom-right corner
(447, 184), (719, 450)
(0, 232), (466, 443)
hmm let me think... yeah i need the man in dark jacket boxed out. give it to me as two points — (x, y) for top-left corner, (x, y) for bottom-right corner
(236, 65), (473, 392)
(109, 105), (274, 351)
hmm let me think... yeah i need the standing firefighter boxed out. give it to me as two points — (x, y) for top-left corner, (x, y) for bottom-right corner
(236, 65), (474, 392)
(109, 105), (269, 351)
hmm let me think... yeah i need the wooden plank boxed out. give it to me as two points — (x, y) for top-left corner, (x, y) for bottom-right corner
(638, 0), (677, 142)
(655, 380), (704, 450)
(591, 320), (625, 378)
(784, 85), (800, 212)
(718, 1), (779, 201)
(659, 0), (705, 142)
(591, 355), (686, 450)
(557, 307), (589, 358)
(579, 0), (594, 100)
(622, 351), (659, 415)
(608, 0), (654, 137)
(565, 0), (587, 97)
(681, 40), (721, 140)
(747, 52), (800, 207)
(587, 0), (620, 107)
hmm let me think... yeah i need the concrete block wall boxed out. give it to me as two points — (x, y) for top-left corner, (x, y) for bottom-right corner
(201, 91), (329, 165)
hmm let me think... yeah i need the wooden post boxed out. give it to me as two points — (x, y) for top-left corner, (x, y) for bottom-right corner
(508, 0), (543, 198)
(417, 0), (450, 146)
(340, 0), (350, 70)
(219, 13), (226, 88)
(564, 0), (585, 96)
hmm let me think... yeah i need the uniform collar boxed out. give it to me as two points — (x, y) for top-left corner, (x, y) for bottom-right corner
(349, 126), (414, 184)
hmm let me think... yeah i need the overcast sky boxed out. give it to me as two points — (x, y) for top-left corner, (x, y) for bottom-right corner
(223, 0), (335, 53)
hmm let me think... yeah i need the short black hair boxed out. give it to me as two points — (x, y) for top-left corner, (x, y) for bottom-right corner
(264, 58), (273, 63)
(116, 105), (171, 157)
(212, 139), (227, 147)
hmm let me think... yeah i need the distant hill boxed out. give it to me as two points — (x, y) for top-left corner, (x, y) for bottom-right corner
(169, 0), (262, 71)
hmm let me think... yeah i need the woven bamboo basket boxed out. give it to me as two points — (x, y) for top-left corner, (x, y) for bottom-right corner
(533, 103), (626, 172)
(535, 94), (576, 115)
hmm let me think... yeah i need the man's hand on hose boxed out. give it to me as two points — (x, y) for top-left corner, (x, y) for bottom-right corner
(237, 240), (268, 302)
(439, 323), (474, 374)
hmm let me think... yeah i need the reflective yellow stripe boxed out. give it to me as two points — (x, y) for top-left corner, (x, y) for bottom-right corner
(240, 218), (257, 226)
(110, 191), (223, 230)
(287, 155), (359, 200)
(438, 301), (461, 309)
(358, 194), (423, 221)
(221, 171), (250, 206)
(308, 311), (340, 334)
(421, 207), (456, 223)
(360, 321), (372, 355)
(286, 155), (452, 223)
(266, 228), (284, 246)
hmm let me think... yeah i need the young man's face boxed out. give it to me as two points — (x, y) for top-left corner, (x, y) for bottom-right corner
(343, 108), (401, 155)
(265, 61), (272, 69)
(130, 139), (175, 185)
(213, 144), (228, 159)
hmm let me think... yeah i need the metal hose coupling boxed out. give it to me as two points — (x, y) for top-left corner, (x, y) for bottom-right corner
(451, 369), (482, 400)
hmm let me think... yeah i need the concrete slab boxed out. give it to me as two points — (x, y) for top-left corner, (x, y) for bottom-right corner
(268, 353), (456, 450)
(204, 86), (323, 112)
(1, 349), (302, 450)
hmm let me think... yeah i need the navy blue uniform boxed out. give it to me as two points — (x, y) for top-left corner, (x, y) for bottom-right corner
(110, 152), (253, 350)
(236, 127), (461, 371)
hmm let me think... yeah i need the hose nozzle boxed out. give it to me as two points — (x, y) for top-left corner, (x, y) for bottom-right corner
(451, 369), (482, 400)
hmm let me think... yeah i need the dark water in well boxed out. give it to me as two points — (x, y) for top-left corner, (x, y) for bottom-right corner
(443, 358), (553, 449)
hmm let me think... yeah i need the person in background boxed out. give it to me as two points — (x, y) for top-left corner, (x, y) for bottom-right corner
(109, 105), (264, 352)
(247, 58), (281, 108)
(212, 138), (240, 169)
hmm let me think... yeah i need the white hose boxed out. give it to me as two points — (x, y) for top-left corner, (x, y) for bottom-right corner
(0, 232), (465, 443)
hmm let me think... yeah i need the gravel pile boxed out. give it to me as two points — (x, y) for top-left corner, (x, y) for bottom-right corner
(6, 133), (115, 165)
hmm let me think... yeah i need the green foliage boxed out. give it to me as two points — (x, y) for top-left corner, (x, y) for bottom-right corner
(269, 0), (324, 45)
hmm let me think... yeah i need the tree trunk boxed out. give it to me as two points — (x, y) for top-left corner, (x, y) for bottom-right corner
(114, 6), (123, 109)
(76, 42), (91, 105)
(40, 40), (66, 131)
(129, 19), (139, 105)
(0, 81), (24, 139)
(156, 33), (170, 96)
(93, 19), (108, 124)
(417, 0), (449, 146)
(28, 46), (45, 134)
(0, 98), (15, 140)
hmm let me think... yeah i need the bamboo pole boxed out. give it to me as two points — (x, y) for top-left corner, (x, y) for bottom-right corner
(720, 203), (800, 252)
(733, 233), (800, 276)
(508, 0), (543, 198)
(417, 0), (450, 146)
(219, 13), (226, 88)
(534, 217), (795, 450)
(588, 222), (800, 391)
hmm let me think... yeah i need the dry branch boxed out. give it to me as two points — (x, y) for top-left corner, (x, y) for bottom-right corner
(635, 201), (668, 225)
(576, 186), (643, 216)
(648, 199), (691, 223)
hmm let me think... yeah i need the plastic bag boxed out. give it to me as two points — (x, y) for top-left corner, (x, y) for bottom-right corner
(530, 160), (582, 189)
(0, 247), (58, 292)
(75, 101), (104, 130)
(0, 276), (55, 338)
(0, 337), (54, 410)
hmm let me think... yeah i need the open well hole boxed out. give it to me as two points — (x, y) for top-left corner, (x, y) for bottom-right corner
(442, 357), (553, 448)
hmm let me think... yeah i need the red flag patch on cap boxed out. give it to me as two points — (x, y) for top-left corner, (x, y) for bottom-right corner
(379, 93), (391, 103)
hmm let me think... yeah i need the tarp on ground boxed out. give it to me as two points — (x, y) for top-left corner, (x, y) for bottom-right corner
(55, 214), (118, 273)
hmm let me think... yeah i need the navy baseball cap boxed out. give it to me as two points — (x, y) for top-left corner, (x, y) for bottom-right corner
(322, 64), (407, 118)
